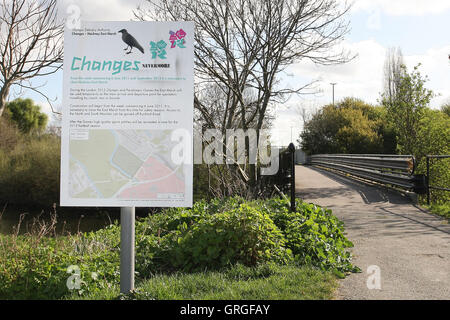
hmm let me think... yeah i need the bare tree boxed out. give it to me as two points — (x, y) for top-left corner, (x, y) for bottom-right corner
(383, 46), (404, 104)
(137, 0), (352, 129)
(296, 105), (316, 128)
(194, 82), (274, 132)
(0, 0), (63, 117)
(136, 0), (353, 186)
(46, 103), (62, 136)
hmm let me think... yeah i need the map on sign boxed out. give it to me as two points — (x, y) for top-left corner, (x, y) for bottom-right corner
(68, 129), (185, 200)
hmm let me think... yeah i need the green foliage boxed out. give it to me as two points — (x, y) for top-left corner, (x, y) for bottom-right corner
(0, 197), (358, 299)
(425, 203), (450, 219)
(334, 108), (381, 154)
(415, 108), (450, 165)
(0, 222), (120, 299)
(300, 97), (396, 155)
(171, 204), (291, 271)
(136, 197), (359, 277)
(4, 98), (48, 135)
(380, 63), (449, 206)
(441, 103), (450, 117)
(0, 235), (65, 299)
(135, 198), (292, 274)
(381, 64), (434, 156)
(418, 157), (450, 205)
(0, 134), (60, 207)
(259, 198), (360, 277)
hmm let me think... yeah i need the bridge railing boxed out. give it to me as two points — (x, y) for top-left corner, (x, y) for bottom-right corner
(308, 154), (427, 194)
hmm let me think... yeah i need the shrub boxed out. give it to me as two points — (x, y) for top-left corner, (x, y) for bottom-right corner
(135, 199), (291, 275)
(0, 134), (60, 207)
(171, 204), (291, 271)
(4, 98), (48, 135)
(300, 98), (395, 155)
(264, 199), (360, 277)
(136, 197), (359, 277)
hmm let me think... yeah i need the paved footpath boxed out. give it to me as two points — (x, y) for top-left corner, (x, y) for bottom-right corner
(295, 165), (450, 300)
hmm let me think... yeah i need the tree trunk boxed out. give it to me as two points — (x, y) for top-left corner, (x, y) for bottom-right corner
(0, 85), (10, 117)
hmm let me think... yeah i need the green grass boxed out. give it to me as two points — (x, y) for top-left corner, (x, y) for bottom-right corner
(425, 203), (450, 220)
(68, 263), (338, 300)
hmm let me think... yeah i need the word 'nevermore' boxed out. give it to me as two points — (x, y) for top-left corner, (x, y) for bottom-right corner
(171, 129), (280, 175)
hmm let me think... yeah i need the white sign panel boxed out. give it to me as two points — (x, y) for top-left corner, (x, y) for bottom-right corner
(60, 21), (194, 207)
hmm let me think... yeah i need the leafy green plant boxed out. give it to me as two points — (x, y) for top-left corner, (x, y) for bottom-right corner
(171, 203), (292, 271)
(136, 197), (359, 277)
(0, 214), (120, 300)
(0, 197), (359, 299)
(265, 199), (360, 277)
(135, 199), (291, 275)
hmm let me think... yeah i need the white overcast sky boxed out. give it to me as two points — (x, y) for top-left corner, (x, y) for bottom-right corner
(12, 0), (450, 146)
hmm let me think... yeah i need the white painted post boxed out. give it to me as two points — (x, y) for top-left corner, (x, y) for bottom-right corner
(120, 206), (135, 294)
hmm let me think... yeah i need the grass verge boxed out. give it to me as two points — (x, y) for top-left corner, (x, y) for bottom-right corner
(68, 263), (338, 300)
(424, 203), (450, 220)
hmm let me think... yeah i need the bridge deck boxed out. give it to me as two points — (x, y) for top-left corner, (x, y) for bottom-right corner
(295, 165), (450, 300)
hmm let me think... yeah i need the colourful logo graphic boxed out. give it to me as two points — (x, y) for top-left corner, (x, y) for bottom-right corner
(169, 29), (186, 48)
(150, 40), (167, 59)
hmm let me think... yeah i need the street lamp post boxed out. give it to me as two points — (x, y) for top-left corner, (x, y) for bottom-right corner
(330, 82), (337, 106)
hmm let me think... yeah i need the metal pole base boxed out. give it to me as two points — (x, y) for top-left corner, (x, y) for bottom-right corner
(120, 207), (135, 294)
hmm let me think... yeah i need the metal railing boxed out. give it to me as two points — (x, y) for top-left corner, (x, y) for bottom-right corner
(426, 155), (450, 205)
(309, 154), (426, 194)
(271, 143), (296, 211)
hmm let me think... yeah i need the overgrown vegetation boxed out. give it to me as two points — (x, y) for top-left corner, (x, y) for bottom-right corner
(0, 133), (60, 207)
(134, 197), (359, 277)
(299, 97), (397, 155)
(415, 112), (449, 205)
(0, 100), (59, 208)
(0, 197), (359, 300)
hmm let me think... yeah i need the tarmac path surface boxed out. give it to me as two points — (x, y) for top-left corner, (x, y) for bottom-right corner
(295, 165), (450, 300)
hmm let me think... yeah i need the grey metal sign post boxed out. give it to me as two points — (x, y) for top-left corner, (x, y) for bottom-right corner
(120, 206), (135, 294)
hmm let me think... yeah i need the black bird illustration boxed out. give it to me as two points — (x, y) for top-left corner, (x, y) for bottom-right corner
(118, 29), (144, 54)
